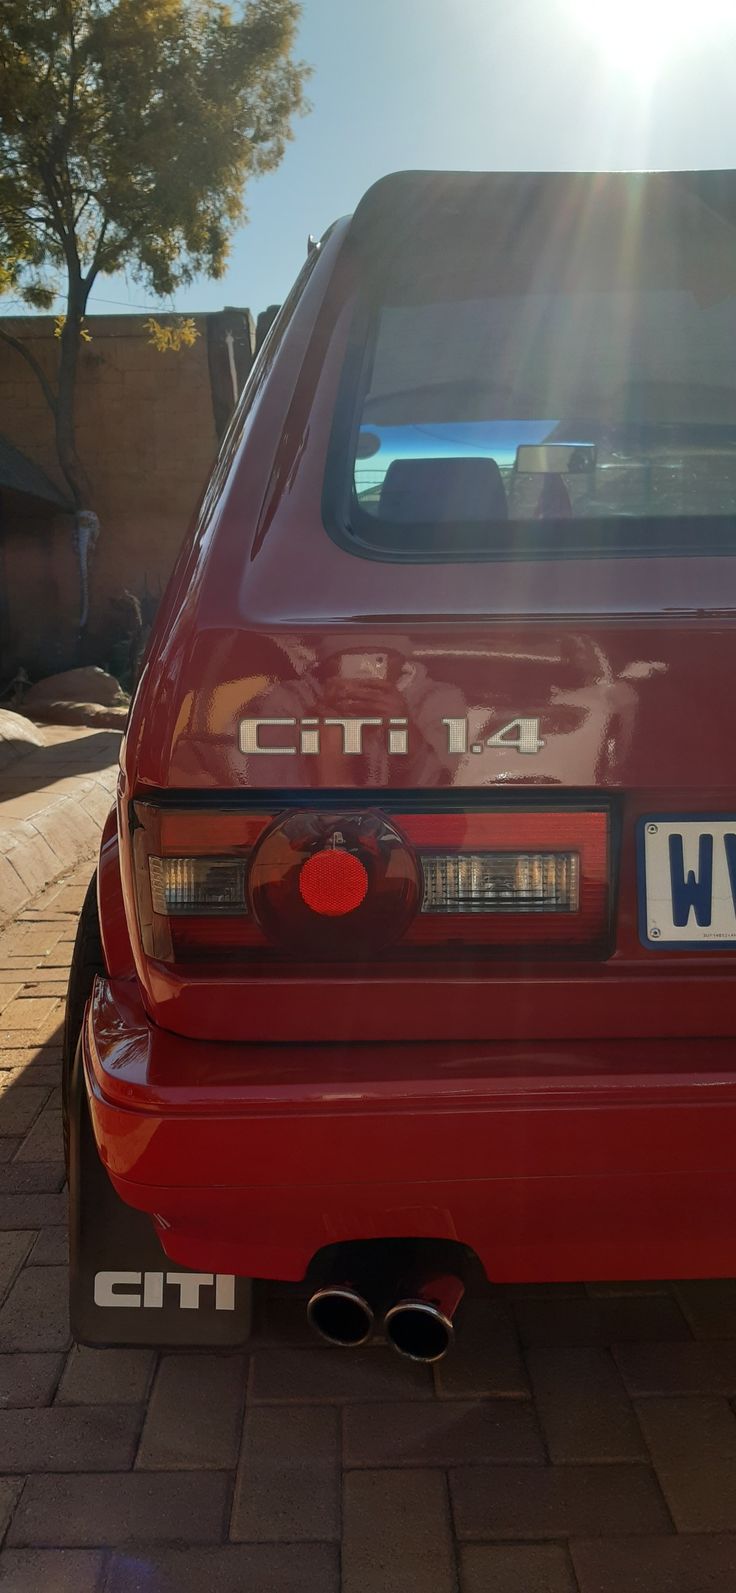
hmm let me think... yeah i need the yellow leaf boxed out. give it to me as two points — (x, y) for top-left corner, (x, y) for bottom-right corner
(145, 315), (200, 353)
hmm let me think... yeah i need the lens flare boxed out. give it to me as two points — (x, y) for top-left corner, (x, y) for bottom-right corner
(568, 0), (732, 84)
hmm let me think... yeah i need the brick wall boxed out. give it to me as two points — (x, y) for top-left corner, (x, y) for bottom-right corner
(0, 310), (255, 681)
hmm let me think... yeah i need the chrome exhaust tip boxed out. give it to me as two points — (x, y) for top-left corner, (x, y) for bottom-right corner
(307, 1284), (374, 1347)
(384, 1273), (464, 1364)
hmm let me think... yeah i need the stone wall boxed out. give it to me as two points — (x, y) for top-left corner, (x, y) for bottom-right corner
(0, 309), (256, 681)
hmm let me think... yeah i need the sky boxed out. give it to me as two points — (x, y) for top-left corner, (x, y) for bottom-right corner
(7, 0), (736, 321)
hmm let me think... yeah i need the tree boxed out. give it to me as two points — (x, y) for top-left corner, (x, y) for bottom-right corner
(0, 0), (309, 602)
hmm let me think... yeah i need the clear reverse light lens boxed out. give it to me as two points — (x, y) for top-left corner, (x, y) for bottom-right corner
(149, 856), (247, 915)
(420, 852), (579, 914)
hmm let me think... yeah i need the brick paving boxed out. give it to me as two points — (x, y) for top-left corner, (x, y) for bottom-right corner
(0, 865), (732, 1590)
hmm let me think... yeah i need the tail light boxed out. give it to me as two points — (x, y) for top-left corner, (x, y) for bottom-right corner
(249, 810), (420, 957)
(132, 801), (609, 965)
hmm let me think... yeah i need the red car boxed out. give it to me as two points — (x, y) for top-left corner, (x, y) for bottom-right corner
(66, 168), (736, 1361)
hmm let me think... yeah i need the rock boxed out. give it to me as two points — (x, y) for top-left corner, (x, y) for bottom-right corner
(0, 709), (46, 770)
(29, 701), (129, 730)
(25, 667), (129, 710)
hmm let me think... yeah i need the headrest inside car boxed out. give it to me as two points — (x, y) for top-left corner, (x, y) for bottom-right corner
(378, 456), (508, 523)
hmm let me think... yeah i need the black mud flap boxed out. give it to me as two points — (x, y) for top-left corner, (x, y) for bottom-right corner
(68, 1039), (252, 1347)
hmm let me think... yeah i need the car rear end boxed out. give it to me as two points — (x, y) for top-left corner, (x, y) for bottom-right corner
(79, 170), (736, 1326)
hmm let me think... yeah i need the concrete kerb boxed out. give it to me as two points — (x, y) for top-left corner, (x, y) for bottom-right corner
(0, 731), (120, 926)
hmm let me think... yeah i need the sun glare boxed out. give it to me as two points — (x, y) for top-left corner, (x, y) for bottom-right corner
(568, 0), (733, 85)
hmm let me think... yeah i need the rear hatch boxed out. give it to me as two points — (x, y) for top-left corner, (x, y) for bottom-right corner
(121, 170), (736, 1044)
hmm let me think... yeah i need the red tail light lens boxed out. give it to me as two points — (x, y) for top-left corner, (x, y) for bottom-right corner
(131, 801), (609, 966)
(248, 810), (420, 957)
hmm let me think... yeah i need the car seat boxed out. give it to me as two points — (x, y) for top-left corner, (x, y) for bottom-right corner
(378, 456), (508, 523)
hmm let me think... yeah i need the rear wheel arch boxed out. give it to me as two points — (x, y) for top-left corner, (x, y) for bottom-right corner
(97, 808), (135, 979)
(62, 873), (105, 1172)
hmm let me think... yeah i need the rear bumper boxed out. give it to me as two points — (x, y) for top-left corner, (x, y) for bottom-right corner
(84, 977), (736, 1282)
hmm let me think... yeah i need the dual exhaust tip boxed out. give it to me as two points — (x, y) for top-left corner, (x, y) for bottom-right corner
(307, 1272), (464, 1363)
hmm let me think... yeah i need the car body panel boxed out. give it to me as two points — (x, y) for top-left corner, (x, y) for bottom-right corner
(84, 977), (736, 1282)
(84, 171), (736, 1287)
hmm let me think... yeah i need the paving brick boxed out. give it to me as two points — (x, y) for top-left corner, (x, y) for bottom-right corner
(0, 1047), (61, 1071)
(0, 1481), (24, 1539)
(674, 1280), (736, 1339)
(654, 1457), (736, 1532)
(572, 1535), (736, 1593)
(0, 1354), (63, 1408)
(56, 1345), (154, 1405)
(12, 968), (68, 990)
(231, 1404), (339, 1541)
(343, 1470), (455, 1593)
(28, 1229), (68, 1266)
(136, 1353), (246, 1469)
(0, 1163), (64, 1192)
(0, 1021), (64, 1050)
(105, 1544), (340, 1593)
(5, 928), (64, 959)
(0, 1089), (48, 1138)
(0, 991), (21, 1018)
(0, 1404), (140, 1470)
(0, 999), (59, 1031)
(14, 1108), (62, 1162)
(636, 1395), (736, 1464)
(41, 948), (73, 970)
(434, 1301), (528, 1399)
(7, 1471), (231, 1547)
(249, 1345), (433, 1403)
(0, 1267), (70, 1352)
(450, 1463), (672, 1540)
(343, 1397), (544, 1468)
(527, 1347), (646, 1462)
(0, 1548), (106, 1592)
(0, 1024), (63, 1049)
(0, 1233), (35, 1304)
(514, 1294), (691, 1348)
(15, 982), (67, 1000)
(0, 1194), (67, 1229)
(0, 1068), (60, 1092)
(460, 1544), (577, 1593)
(616, 1341), (736, 1396)
(0, 1143), (19, 1164)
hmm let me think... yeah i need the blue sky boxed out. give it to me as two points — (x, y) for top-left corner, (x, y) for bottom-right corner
(7, 0), (736, 320)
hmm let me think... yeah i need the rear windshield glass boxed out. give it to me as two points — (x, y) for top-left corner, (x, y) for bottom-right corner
(332, 175), (736, 560)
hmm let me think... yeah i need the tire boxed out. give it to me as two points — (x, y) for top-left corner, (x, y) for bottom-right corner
(62, 872), (105, 1173)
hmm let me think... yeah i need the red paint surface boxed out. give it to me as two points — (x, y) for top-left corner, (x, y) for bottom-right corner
(84, 977), (736, 1281)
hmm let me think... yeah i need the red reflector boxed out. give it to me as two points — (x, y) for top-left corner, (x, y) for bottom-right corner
(299, 849), (369, 916)
(249, 809), (420, 957)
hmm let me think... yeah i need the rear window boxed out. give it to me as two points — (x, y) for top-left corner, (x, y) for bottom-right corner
(326, 172), (736, 561)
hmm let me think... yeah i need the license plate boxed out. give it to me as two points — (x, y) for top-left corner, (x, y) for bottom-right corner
(639, 817), (736, 947)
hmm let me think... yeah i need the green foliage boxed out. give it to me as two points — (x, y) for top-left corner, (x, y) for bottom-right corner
(0, 0), (310, 303)
(0, 0), (309, 510)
